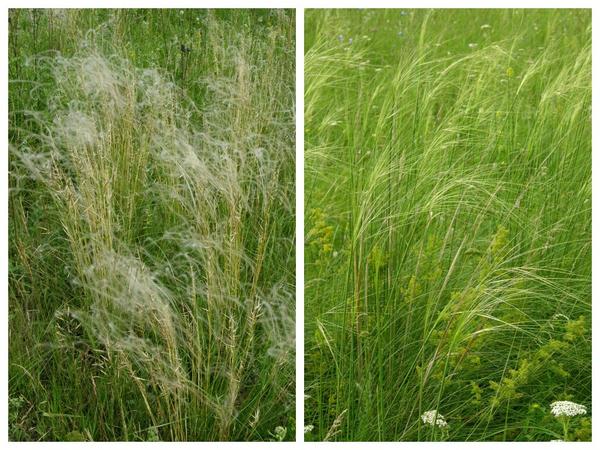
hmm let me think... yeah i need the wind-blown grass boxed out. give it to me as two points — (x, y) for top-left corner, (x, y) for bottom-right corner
(304, 9), (590, 442)
(9, 9), (295, 441)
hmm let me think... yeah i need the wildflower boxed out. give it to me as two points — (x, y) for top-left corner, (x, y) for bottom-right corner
(348, 38), (353, 44)
(338, 34), (344, 43)
(421, 410), (448, 428)
(304, 425), (314, 433)
(468, 43), (478, 49)
(273, 426), (287, 441)
(506, 67), (514, 78)
(550, 401), (587, 417)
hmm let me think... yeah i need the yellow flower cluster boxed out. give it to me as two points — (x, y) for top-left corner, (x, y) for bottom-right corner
(308, 208), (335, 263)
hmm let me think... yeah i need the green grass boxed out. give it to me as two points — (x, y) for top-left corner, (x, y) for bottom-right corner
(9, 9), (295, 441)
(304, 9), (590, 442)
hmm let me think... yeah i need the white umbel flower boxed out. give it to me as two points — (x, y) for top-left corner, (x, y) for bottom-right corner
(550, 401), (587, 417)
(421, 410), (448, 428)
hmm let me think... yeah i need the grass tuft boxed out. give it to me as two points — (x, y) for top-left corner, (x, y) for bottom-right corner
(304, 8), (591, 442)
(9, 9), (295, 441)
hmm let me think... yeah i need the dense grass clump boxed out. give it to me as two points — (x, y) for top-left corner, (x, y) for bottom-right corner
(9, 9), (295, 441)
(304, 9), (590, 442)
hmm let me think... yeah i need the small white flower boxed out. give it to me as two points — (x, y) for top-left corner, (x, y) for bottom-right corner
(273, 425), (287, 441)
(468, 43), (478, 49)
(550, 401), (587, 417)
(421, 410), (448, 428)
(304, 425), (314, 433)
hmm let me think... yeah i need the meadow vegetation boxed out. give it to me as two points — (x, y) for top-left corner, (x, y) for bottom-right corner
(304, 9), (591, 441)
(9, 9), (295, 441)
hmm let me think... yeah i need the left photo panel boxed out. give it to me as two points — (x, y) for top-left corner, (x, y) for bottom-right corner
(8, 9), (295, 441)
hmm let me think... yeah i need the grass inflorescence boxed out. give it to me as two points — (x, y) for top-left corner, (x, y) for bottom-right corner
(9, 9), (295, 441)
(304, 9), (591, 442)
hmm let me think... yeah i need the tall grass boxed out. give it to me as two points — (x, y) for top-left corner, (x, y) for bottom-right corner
(304, 9), (591, 442)
(9, 9), (295, 441)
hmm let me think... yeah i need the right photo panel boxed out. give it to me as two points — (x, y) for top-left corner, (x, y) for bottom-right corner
(304, 9), (591, 442)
